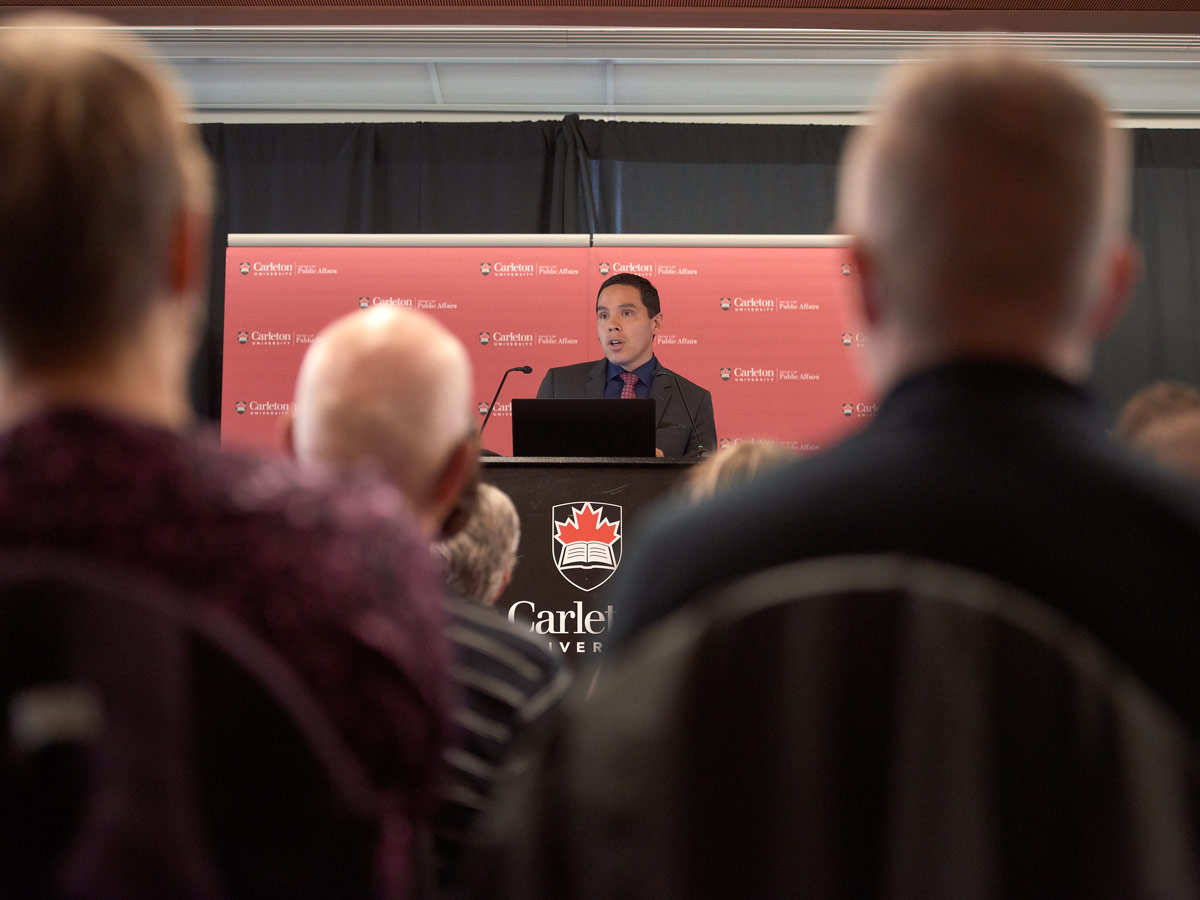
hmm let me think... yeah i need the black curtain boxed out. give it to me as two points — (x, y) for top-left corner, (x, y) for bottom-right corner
(191, 118), (1200, 423)
(195, 121), (560, 417)
(1094, 129), (1200, 406)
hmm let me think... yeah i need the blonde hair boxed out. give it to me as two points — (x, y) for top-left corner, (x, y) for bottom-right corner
(1115, 380), (1200, 441)
(1115, 380), (1200, 480)
(0, 14), (212, 371)
(684, 442), (799, 503)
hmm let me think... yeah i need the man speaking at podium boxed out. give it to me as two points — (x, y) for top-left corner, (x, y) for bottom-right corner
(536, 273), (717, 458)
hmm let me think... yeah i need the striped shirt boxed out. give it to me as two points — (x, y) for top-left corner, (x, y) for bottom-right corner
(432, 596), (571, 896)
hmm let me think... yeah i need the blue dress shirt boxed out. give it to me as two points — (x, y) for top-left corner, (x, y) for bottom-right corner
(604, 356), (658, 400)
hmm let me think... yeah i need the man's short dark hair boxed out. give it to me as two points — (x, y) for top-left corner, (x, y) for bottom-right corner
(597, 273), (661, 318)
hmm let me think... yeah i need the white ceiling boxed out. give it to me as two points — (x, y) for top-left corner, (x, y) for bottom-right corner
(83, 24), (1200, 124)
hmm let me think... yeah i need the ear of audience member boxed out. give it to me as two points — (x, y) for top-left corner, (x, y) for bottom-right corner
(1116, 380), (1200, 479)
(290, 307), (570, 899)
(0, 14), (451, 899)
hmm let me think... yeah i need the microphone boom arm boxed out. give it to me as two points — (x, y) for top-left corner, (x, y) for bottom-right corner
(479, 365), (533, 439)
(658, 368), (706, 458)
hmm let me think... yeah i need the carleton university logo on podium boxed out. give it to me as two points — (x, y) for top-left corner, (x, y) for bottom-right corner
(552, 502), (622, 591)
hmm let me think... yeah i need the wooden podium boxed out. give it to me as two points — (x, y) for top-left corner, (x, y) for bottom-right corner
(482, 457), (693, 666)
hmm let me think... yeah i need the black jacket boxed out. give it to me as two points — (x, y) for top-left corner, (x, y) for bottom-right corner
(609, 360), (1200, 727)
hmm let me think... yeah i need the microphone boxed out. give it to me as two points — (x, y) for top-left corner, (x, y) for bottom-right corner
(479, 365), (533, 443)
(657, 368), (709, 459)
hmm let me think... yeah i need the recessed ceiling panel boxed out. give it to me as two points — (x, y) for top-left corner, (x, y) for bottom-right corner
(177, 60), (438, 107)
(1091, 63), (1200, 115)
(435, 62), (607, 106)
(615, 62), (886, 110)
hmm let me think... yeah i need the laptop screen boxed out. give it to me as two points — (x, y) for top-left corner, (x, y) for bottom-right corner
(510, 399), (657, 457)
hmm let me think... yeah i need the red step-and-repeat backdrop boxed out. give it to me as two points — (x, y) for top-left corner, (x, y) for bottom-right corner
(222, 235), (878, 456)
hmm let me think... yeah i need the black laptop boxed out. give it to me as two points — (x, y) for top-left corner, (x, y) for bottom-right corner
(511, 399), (657, 457)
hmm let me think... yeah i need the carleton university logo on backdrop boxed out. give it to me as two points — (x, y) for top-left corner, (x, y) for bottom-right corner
(841, 263), (852, 276)
(477, 401), (489, 417)
(720, 367), (732, 381)
(237, 330), (249, 345)
(235, 401), (247, 415)
(552, 502), (622, 591)
(239, 262), (250, 276)
(842, 332), (853, 346)
(358, 296), (370, 309)
(480, 263), (491, 276)
(720, 437), (732, 450)
(598, 262), (610, 276)
(842, 403), (854, 416)
(720, 297), (732, 311)
(479, 332), (491, 346)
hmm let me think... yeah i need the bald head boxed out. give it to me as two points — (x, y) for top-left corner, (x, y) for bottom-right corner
(291, 307), (477, 535)
(837, 49), (1135, 383)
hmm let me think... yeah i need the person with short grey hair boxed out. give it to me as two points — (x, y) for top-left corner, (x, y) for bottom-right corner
(433, 483), (521, 606)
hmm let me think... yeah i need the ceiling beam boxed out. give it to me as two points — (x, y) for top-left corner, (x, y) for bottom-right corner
(10, 4), (1200, 35)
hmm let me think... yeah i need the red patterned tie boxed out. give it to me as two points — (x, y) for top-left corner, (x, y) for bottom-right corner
(619, 372), (639, 399)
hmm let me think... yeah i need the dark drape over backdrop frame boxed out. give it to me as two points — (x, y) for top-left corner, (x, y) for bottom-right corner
(193, 118), (1200, 422)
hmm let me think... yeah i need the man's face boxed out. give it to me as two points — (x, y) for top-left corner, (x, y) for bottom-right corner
(596, 283), (662, 371)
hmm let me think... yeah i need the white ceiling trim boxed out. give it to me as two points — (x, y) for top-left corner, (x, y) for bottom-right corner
(13, 23), (1200, 122)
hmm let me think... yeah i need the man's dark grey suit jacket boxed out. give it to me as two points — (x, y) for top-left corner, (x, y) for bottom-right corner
(536, 359), (717, 459)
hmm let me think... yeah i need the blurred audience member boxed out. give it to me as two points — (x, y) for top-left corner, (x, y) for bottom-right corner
(290, 307), (569, 898)
(0, 14), (450, 897)
(433, 482), (521, 606)
(606, 47), (1200, 717)
(609, 44), (1200, 705)
(682, 441), (799, 502)
(1114, 379), (1200, 438)
(1115, 380), (1200, 478)
(473, 45), (1200, 900)
(289, 308), (478, 541)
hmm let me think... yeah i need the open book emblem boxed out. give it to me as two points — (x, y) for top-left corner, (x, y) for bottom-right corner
(552, 501), (622, 592)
